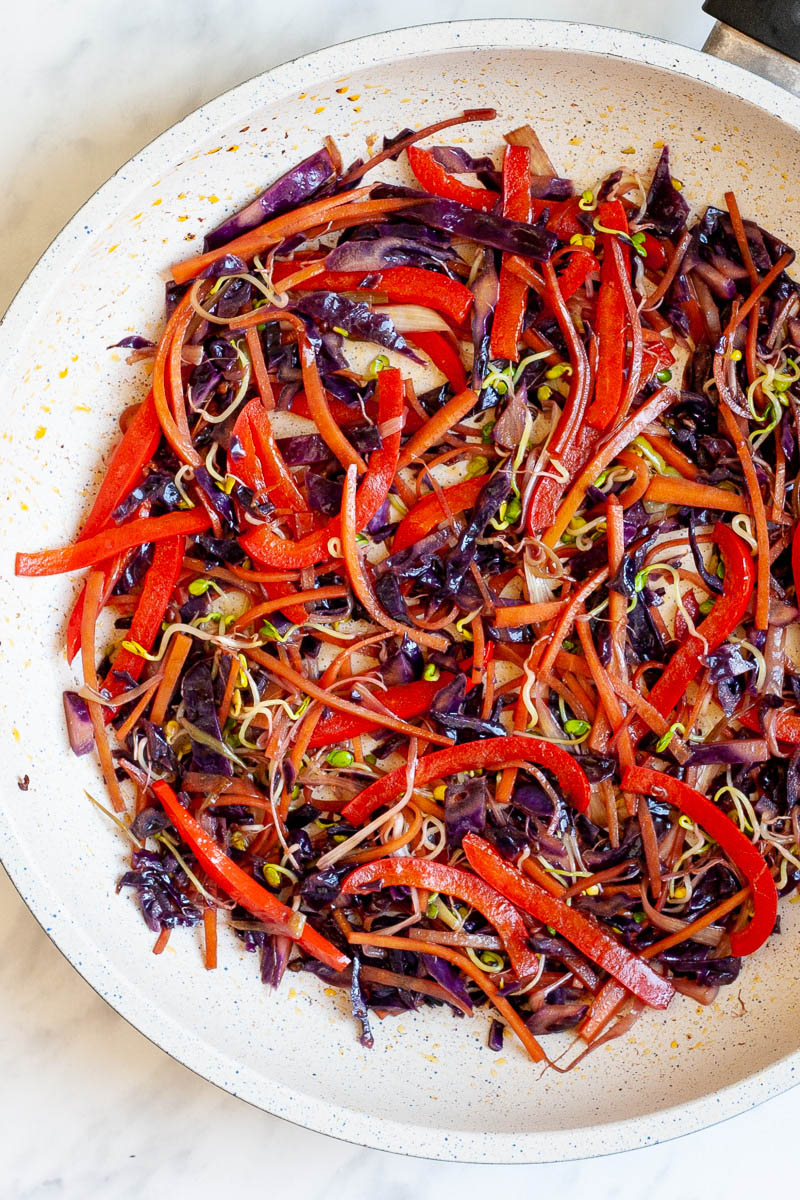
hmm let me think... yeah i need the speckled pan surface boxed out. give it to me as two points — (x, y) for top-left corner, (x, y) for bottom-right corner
(3, 19), (800, 1163)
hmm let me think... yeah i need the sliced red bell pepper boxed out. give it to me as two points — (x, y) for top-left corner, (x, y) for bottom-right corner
(247, 402), (308, 513)
(229, 398), (307, 513)
(241, 366), (403, 569)
(407, 144), (498, 212)
(16, 509), (211, 578)
(555, 247), (599, 300)
(461, 834), (675, 1008)
(407, 332), (468, 393)
(64, 392), (163, 661)
(79, 390), (162, 541)
(341, 857), (540, 981)
(586, 200), (630, 430)
(307, 674), (455, 748)
(525, 259), (594, 534)
(105, 536), (186, 696)
(490, 144), (532, 360)
(288, 389), (373, 429)
(392, 474), (489, 553)
(642, 233), (669, 269)
(152, 781), (349, 972)
(632, 522), (754, 737)
(544, 196), (585, 240)
(525, 421), (603, 536)
(341, 733), (591, 827)
(622, 767), (778, 957)
(270, 261), (474, 325)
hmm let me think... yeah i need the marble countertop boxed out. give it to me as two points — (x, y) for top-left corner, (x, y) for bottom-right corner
(3, 2), (799, 1195)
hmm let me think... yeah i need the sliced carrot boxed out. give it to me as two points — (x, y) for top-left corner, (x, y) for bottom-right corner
(346, 932), (546, 1063)
(645, 475), (748, 513)
(232, 586), (349, 632)
(396, 388), (478, 470)
(203, 906), (218, 970)
(150, 632), (192, 726)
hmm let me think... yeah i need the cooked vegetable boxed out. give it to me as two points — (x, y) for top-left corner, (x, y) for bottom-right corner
(20, 114), (800, 1067)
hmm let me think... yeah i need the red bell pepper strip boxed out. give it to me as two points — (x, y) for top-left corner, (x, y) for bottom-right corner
(16, 509), (211, 578)
(407, 144), (498, 212)
(462, 834), (675, 1009)
(341, 857), (540, 981)
(490, 144), (532, 360)
(554, 247), (599, 300)
(544, 196), (585, 240)
(392, 475), (489, 553)
(642, 233), (669, 269)
(525, 259), (593, 534)
(152, 781), (349, 972)
(270, 261), (474, 325)
(586, 200), (630, 430)
(240, 366), (403, 569)
(622, 767), (778, 957)
(341, 734), (590, 827)
(79, 390), (162, 541)
(246, 401), (308, 513)
(67, 552), (128, 664)
(229, 402), (267, 493)
(289, 389), (373, 429)
(307, 674), (455, 748)
(105, 536), (186, 696)
(407, 332), (468, 393)
(64, 392), (163, 661)
(632, 523), (754, 737)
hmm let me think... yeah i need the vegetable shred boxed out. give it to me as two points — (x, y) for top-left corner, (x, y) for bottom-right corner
(18, 109), (800, 1066)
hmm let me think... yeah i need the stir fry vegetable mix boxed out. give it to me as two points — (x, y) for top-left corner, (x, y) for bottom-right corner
(19, 108), (800, 1065)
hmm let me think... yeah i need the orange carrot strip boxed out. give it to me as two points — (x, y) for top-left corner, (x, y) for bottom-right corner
(232, 586), (349, 631)
(216, 655), (239, 731)
(153, 928), (171, 955)
(615, 450), (651, 509)
(150, 632), (192, 726)
(645, 433), (700, 480)
(343, 804), (424, 864)
(397, 388), (479, 470)
(645, 475), (748, 513)
(346, 933), (546, 1063)
(203, 906), (218, 970)
(542, 386), (675, 547)
(171, 190), (413, 282)
(341, 465), (448, 652)
(245, 326), (275, 410)
(152, 290), (202, 466)
(718, 400), (770, 628)
(81, 569), (126, 812)
(520, 854), (566, 897)
(576, 615), (633, 769)
(493, 600), (564, 628)
(114, 675), (164, 744)
(248, 647), (452, 746)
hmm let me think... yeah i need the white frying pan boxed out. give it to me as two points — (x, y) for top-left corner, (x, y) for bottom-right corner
(2, 11), (800, 1165)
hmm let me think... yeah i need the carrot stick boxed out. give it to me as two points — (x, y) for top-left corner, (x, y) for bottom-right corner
(615, 451), (651, 508)
(343, 805), (423, 864)
(245, 326), (275, 409)
(203, 906), (218, 970)
(152, 928), (171, 955)
(717, 400), (770, 628)
(645, 433), (700, 480)
(580, 885), (750, 1042)
(346, 933), (546, 1063)
(114, 675), (164, 744)
(521, 854), (566, 898)
(248, 647), (452, 746)
(171, 191), (414, 282)
(81, 569), (126, 812)
(396, 388), (478, 469)
(341, 466), (448, 652)
(576, 616), (633, 769)
(645, 475), (748, 513)
(542, 386), (675, 547)
(150, 632), (192, 726)
(216, 655), (239, 730)
(493, 600), (564, 627)
(152, 290), (202, 466)
(232, 586), (349, 631)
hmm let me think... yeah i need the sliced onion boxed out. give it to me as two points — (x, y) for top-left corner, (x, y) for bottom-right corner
(372, 304), (451, 333)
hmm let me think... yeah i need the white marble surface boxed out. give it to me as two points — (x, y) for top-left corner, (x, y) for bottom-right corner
(3, 1), (800, 1195)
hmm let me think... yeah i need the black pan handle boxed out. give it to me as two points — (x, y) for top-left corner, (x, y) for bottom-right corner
(702, 0), (800, 94)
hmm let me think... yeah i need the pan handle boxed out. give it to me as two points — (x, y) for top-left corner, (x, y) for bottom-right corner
(702, 1), (800, 96)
